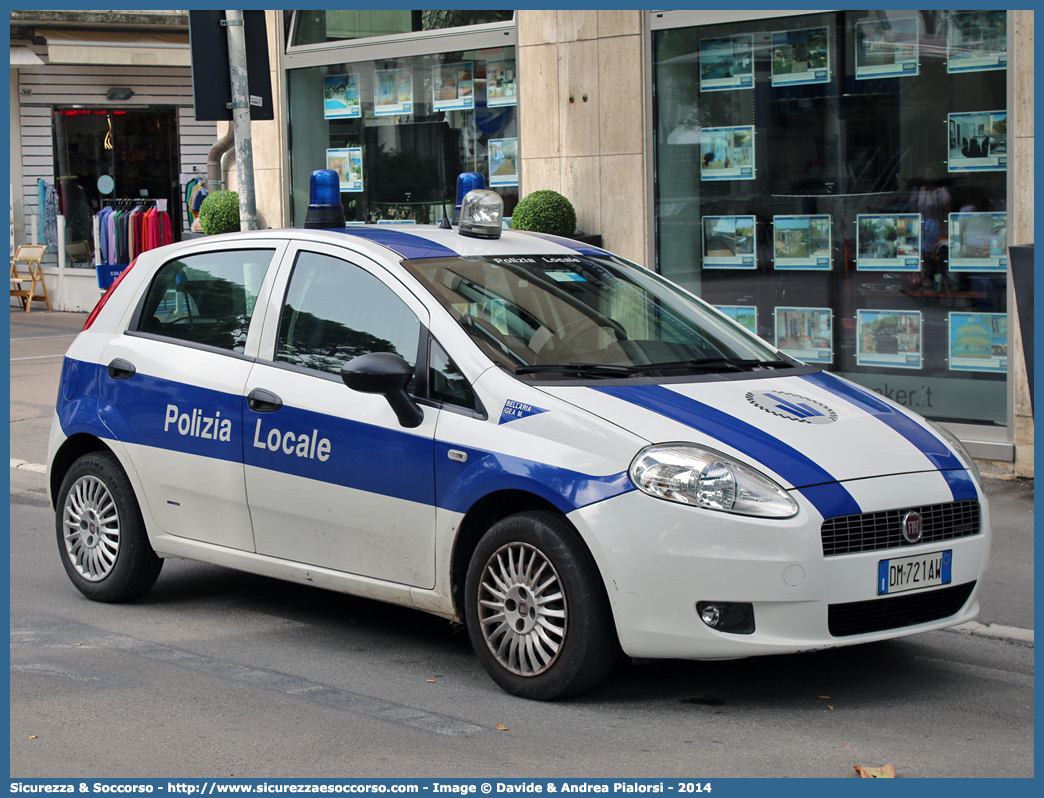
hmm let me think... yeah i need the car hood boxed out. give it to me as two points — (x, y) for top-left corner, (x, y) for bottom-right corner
(536, 370), (972, 492)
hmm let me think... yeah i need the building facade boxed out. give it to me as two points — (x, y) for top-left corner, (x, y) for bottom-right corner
(9, 9), (1032, 477)
(9, 10), (216, 310)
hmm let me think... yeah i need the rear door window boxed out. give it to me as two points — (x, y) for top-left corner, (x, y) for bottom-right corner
(137, 249), (276, 353)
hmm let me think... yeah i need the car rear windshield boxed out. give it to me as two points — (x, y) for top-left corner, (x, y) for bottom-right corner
(402, 254), (788, 378)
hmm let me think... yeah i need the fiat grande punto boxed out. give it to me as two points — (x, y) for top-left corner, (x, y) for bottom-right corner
(48, 180), (990, 699)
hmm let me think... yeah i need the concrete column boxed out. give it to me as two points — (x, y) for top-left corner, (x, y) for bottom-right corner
(518, 10), (648, 267)
(1010, 10), (1034, 478)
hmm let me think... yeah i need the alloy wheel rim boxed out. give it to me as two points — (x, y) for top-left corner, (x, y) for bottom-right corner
(477, 542), (567, 676)
(63, 475), (120, 581)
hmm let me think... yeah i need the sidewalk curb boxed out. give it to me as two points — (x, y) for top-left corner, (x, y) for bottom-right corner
(950, 621), (1034, 646)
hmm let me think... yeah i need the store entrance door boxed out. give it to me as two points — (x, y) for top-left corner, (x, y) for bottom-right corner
(52, 107), (181, 252)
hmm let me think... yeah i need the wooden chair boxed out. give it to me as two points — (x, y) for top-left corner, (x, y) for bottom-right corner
(10, 244), (51, 312)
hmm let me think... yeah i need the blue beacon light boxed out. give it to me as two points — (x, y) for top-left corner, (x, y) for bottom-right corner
(304, 169), (346, 229)
(453, 172), (486, 223)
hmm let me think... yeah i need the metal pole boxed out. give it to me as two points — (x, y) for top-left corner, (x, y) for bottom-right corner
(225, 10), (257, 230)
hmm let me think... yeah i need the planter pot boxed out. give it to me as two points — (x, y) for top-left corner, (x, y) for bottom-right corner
(572, 233), (603, 248)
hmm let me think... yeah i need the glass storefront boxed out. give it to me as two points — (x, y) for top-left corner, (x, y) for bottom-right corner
(51, 107), (181, 253)
(652, 10), (1009, 431)
(286, 13), (518, 227)
(291, 10), (513, 45)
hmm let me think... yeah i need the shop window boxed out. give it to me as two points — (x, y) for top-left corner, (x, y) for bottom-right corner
(52, 107), (181, 254)
(290, 10), (513, 46)
(653, 10), (1008, 429)
(287, 46), (518, 226)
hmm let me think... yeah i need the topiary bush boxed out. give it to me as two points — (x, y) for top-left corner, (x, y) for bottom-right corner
(199, 191), (241, 235)
(510, 190), (577, 237)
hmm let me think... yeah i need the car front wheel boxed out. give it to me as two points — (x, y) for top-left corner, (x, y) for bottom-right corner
(56, 450), (163, 602)
(465, 511), (617, 700)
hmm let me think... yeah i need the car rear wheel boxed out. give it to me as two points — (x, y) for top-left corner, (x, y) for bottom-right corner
(56, 451), (163, 602)
(465, 511), (617, 700)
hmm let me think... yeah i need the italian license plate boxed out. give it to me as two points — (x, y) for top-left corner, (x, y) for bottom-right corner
(877, 550), (952, 595)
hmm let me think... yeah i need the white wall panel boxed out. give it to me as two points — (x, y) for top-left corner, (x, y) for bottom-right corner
(15, 62), (218, 247)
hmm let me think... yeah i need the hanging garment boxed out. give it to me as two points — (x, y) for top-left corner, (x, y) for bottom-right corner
(37, 179), (60, 253)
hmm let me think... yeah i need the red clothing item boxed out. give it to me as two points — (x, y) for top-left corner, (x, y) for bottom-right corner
(159, 211), (172, 246)
(132, 210), (146, 259)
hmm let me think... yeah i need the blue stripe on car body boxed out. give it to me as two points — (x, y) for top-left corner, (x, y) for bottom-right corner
(800, 372), (978, 501)
(593, 383), (863, 519)
(58, 359), (631, 514)
(335, 227), (461, 260)
(434, 442), (632, 515)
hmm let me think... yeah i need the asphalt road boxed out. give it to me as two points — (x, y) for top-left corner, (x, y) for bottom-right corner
(8, 309), (1035, 779)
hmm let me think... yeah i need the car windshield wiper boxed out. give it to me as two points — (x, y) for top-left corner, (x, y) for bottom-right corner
(514, 358), (794, 378)
(514, 363), (635, 378)
(629, 358), (794, 374)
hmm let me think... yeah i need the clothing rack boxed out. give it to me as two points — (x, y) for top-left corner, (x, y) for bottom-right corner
(103, 198), (158, 208)
(95, 200), (173, 266)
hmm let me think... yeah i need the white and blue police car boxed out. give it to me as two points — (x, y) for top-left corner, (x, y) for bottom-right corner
(48, 172), (990, 699)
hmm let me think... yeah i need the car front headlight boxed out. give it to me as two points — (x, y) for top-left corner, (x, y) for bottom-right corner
(927, 421), (984, 488)
(629, 443), (799, 518)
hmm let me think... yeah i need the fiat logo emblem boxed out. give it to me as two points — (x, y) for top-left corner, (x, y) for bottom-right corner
(902, 511), (923, 544)
(518, 601), (529, 617)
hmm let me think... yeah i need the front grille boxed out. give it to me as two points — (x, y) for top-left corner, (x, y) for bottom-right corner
(821, 500), (980, 557)
(828, 581), (976, 637)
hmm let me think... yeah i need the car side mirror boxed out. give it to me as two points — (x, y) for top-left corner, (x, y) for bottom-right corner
(341, 352), (424, 428)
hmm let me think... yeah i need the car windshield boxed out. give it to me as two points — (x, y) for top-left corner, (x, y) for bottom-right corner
(403, 253), (789, 378)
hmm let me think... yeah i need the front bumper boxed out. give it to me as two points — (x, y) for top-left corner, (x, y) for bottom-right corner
(570, 470), (990, 660)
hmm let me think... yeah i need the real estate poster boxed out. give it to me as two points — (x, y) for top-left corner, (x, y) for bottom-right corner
(948, 11), (1007, 73)
(772, 215), (831, 270)
(948, 111), (1007, 172)
(774, 307), (833, 364)
(326, 147), (363, 192)
(374, 68), (413, 117)
(323, 74), (361, 119)
(700, 34), (755, 92)
(856, 214), (920, 271)
(770, 27), (830, 87)
(699, 126), (755, 181)
(715, 305), (758, 335)
(948, 212), (1008, 272)
(702, 215), (756, 268)
(488, 138), (518, 187)
(856, 309), (923, 369)
(855, 17), (920, 80)
(433, 62), (475, 112)
(948, 311), (1007, 373)
(486, 59), (517, 107)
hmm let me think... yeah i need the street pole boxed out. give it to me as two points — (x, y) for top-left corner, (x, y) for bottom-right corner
(224, 9), (257, 230)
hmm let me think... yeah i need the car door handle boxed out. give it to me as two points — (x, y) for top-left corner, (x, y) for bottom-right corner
(107, 358), (136, 380)
(247, 388), (283, 413)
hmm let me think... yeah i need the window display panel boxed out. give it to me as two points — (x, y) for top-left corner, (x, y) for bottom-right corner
(291, 10), (513, 46)
(653, 10), (1008, 428)
(288, 47), (518, 226)
(51, 107), (182, 252)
